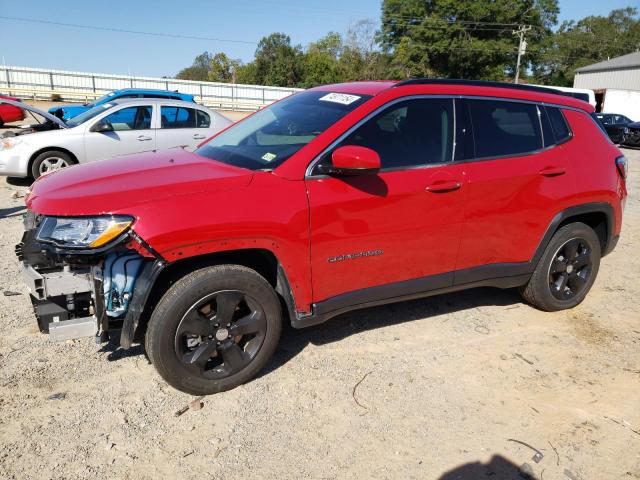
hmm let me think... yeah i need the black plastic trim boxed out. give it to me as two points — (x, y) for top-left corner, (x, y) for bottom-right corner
(532, 202), (615, 264)
(602, 234), (619, 257)
(292, 270), (528, 329)
(129, 230), (166, 264)
(119, 259), (166, 348)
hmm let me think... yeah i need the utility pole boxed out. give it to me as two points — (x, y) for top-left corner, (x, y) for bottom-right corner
(513, 25), (531, 84)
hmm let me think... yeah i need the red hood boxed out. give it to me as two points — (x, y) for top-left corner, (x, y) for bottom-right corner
(26, 149), (253, 216)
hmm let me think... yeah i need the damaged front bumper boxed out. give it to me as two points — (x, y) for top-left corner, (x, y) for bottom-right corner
(16, 211), (165, 346)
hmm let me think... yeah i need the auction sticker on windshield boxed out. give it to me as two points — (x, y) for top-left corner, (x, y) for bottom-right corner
(319, 93), (361, 105)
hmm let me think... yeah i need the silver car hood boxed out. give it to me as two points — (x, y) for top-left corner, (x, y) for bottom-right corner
(0, 98), (68, 128)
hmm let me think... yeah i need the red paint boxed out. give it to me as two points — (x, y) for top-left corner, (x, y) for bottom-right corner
(26, 81), (626, 314)
(0, 95), (26, 124)
(331, 145), (381, 171)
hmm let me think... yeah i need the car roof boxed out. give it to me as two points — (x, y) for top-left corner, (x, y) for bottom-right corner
(309, 79), (592, 112)
(108, 98), (205, 108)
(113, 88), (194, 97)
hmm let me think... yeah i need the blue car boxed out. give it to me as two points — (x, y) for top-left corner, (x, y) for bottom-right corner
(48, 88), (196, 120)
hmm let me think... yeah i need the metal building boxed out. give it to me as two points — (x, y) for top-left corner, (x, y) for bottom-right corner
(573, 51), (640, 118)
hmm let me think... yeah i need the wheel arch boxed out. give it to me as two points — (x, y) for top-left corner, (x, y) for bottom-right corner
(120, 248), (298, 348)
(28, 146), (79, 174)
(534, 202), (615, 265)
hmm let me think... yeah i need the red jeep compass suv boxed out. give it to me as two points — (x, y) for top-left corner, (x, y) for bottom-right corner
(17, 80), (627, 394)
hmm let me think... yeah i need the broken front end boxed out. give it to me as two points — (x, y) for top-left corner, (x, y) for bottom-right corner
(16, 211), (164, 345)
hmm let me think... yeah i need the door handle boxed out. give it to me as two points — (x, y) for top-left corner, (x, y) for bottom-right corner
(193, 134), (206, 139)
(137, 135), (152, 141)
(425, 181), (462, 193)
(539, 166), (566, 177)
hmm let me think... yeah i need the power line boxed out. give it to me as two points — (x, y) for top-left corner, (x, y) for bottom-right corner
(0, 14), (625, 53)
(0, 16), (259, 45)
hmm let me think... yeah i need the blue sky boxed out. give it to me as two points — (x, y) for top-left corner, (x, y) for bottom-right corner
(0, 0), (636, 77)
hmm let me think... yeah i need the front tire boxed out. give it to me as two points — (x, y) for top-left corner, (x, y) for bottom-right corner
(145, 265), (282, 395)
(31, 150), (73, 179)
(520, 222), (601, 311)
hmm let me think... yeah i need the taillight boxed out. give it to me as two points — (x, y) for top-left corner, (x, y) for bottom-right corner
(615, 155), (628, 179)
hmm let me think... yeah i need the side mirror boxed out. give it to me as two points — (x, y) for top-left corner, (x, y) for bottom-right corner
(321, 145), (381, 176)
(91, 121), (113, 133)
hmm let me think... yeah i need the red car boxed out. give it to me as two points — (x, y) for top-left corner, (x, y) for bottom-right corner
(18, 80), (627, 395)
(0, 95), (27, 126)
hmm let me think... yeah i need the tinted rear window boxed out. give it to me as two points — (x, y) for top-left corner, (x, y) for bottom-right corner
(467, 99), (542, 158)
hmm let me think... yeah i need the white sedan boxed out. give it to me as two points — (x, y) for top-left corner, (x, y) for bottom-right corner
(0, 98), (232, 178)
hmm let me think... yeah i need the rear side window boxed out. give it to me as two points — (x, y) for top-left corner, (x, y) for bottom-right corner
(467, 99), (542, 158)
(546, 107), (571, 143)
(161, 106), (196, 129)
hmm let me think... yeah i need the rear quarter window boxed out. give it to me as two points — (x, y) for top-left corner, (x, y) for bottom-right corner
(196, 110), (210, 128)
(547, 107), (572, 143)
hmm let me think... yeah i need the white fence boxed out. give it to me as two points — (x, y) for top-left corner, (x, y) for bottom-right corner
(0, 65), (302, 111)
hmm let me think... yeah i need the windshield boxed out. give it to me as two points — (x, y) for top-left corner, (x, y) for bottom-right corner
(66, 103), (115, 127)
(194, 91), (371, 170)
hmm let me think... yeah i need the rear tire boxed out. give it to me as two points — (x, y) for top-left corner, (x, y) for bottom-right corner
(520, 222), (601, 311)
(31, 150), (74, 179)
(145, 265), (282, 395)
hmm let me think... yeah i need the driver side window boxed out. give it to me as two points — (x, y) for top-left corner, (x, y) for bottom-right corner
(322, 98), (454, 171)
(102, 106), (152, 131)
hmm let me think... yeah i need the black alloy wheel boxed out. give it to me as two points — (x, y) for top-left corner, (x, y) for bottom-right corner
(175, 290), (267, 379)
(548, 238), (593, 300)
(145, 265), (282, 395)
(520, 222), (601, 312)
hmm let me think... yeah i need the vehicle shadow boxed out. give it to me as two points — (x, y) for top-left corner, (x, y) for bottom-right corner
(5, 177), (32, 187)
(100, 336), (146, 362)
(0, 205), (26, 218)
(102, 286), (523, 376)
(438, 454), (536, 479)
(260, 286), (522, 379)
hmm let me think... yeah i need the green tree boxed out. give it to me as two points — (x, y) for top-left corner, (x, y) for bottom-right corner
(535, 7), (640, 86)
(176, 51), (214, 81)
(301, 32), (343, 87)
(380, 0), (559, 80)
(340, 19), (391, 81)
(252, 33), (304, 87)
(208, 52), (241, 83)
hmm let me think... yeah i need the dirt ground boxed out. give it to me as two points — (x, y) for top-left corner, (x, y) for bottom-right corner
(0, 147), (639, 480)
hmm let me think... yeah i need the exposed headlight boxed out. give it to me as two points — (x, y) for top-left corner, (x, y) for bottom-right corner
(0, 137), (23, 151)
(36, 215), (133, 249)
